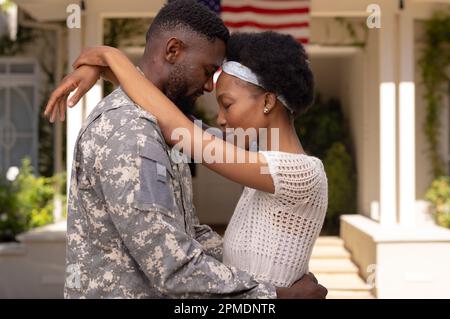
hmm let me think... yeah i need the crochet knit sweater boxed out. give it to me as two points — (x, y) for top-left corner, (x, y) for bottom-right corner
(223, 151), (328, 287)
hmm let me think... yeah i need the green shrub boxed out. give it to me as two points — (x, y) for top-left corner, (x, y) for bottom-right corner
(295, 95), (351, 159)
(0, 158), (66, 242)
(425, 176), (450, 228)
(0, 180), (20, 240)
(323, 142), (357, 234)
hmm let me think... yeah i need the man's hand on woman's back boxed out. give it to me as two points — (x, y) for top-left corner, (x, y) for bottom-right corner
(276, 272), (328, 299)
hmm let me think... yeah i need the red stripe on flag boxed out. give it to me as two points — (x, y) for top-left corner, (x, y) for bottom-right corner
(225, 21), (309, 30)
(297, 38), (309, 44)
(221, 5), (310, 15)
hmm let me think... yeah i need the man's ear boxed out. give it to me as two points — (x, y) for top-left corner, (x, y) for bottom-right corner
(165, 37), (185, 64)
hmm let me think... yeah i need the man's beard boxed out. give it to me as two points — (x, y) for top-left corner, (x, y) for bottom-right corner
(164, 64), (197, 115)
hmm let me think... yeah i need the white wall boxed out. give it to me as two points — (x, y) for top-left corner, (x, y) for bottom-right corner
(309, 56), (342, 101)
(338, 53), (368, 217)
(359, 29), (381, 218)
(307, 28), (381, 218)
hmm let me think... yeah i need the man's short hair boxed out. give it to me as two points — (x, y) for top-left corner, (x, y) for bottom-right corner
(146, 0), (229, 43)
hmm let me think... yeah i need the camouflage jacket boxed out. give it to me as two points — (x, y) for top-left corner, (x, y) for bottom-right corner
(64, 88), (276, 299)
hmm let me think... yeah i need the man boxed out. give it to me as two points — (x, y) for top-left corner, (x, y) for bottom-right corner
(47, 0), (327, 298)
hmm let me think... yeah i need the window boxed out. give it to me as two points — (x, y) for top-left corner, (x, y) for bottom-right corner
(0, 58), (40, 173)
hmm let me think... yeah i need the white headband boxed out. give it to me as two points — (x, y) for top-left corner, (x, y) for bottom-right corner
(221, 61), (294, 114)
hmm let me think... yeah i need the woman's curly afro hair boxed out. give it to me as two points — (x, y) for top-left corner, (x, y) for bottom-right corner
(226, 31), (314, 117)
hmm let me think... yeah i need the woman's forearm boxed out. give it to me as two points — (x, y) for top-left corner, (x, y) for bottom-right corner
(100, 66), (119, 86)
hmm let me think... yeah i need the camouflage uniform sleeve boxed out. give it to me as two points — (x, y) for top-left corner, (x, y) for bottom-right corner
(193, 219), (224, 261)
(99, 120), (276, 299)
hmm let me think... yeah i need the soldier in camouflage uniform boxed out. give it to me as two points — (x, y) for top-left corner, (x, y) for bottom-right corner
(52, 0), (326, 299)
(65, 86), (277, 298)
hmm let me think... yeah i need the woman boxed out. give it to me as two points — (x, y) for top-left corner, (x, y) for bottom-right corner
(46, 32), (328, 288)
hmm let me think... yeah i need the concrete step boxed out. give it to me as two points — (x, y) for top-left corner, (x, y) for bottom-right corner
(315, 236), (344, 247)
(311, 245), (351, 259)
(311, 237), (375, 299)
(315, 273), (372, 291)
(309, 258), (359, 274)
(327, 289), (375, 299)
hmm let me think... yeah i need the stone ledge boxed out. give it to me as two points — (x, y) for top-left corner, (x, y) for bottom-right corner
(341, 214), (450, 298)
(341, 214), (450, 243)
(0, 242), (26, 256)
(16, 221), (67, 243)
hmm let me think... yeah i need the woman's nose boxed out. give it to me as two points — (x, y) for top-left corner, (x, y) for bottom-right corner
(216, 109), (227, 128)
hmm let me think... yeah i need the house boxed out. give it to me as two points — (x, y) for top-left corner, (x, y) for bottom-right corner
(1, 0), (449, 298)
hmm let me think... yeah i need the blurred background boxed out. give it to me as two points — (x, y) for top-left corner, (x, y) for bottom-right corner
(0, 0), (449, 299)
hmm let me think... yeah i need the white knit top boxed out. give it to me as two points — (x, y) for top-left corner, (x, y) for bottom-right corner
(222, 151), (328, 287)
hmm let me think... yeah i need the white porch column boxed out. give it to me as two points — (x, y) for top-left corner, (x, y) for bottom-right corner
(378, 9), (397, 226)
(398, 8), (416, 227)
(66, 6), (103, 193)
(66, 27), (83, 193)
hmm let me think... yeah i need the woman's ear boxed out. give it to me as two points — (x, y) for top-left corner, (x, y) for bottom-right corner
(263, 92), (277, 114)
(165, 37), (185, 64)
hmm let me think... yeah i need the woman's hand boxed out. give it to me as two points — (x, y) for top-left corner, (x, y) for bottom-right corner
(44, 46), (121, 122)
(44, 65), (102, 122)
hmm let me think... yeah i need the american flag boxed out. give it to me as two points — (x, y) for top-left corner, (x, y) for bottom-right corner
(197, 0), (310, 44)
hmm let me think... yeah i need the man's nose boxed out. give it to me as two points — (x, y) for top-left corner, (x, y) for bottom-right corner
(203, 76), (214, 93)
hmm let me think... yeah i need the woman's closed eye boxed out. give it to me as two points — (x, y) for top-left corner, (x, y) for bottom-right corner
(217, 93), (235, 111)
(223, 103), (232, 110)
(220, 98), (234, 110)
